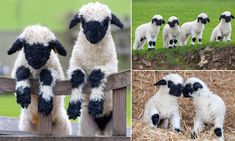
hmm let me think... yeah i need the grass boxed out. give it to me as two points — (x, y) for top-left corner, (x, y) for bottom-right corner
(132, 0), (235, 50)
(0, 91), (131, 127)
(0, 0), (130, 31)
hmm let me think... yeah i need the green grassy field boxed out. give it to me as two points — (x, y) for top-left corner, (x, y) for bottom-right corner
(0, 0), (130, 31)
(0, 91), (131, 127)
(132, 0), (235, 50)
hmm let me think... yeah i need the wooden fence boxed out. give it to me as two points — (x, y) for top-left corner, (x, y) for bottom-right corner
(0, 70), (131, 141)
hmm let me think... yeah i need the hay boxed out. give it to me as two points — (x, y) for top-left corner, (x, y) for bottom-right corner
(132, 71), (235, 141)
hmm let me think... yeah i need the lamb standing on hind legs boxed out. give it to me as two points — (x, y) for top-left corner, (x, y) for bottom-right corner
(183, 77), (226, 141)
(8, 25), (71, 134)
(66, 2), (124, 136)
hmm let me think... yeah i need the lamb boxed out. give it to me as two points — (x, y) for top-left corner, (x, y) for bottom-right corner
(143, 73), (183, 133)
(210, 11), (234, 42)
(163, 16), (181, 48)
(67, 2), (123, 136)
(7, 25), (71, 134)
(183, 77), (226, 141)
(133, 15), (165, 51)
(179, 13), (210, 46)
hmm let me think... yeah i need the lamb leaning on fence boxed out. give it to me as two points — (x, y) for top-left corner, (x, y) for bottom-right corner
(133, 15), (165, 51)
(210, 11), (234, 42)
(67, 2), (123, 136)
(179, 13), (210, 46)
(183, 77), (226, 141)
(163, 16), (181, 48)
(7, 25), (72, 134)
(143, 73), (183, 133)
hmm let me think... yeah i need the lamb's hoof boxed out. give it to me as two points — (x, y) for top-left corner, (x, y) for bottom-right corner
(169, 47), (173, 49)
(191, 131), (197, 139)
(174, 128), (181, 133)
(16, 87), (31, 108)
(67, 100), (82, 120)
(214, 128), (222, 137)
(147, 48), (155, 51)
(88, 99), (104, 117)
(38, 95), (53, 116)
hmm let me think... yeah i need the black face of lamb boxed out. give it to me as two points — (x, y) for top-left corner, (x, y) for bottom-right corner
(197, 17), (209, 24)
(183, 82), (203, 98)
(82, 17), (110, 44)
(168, 20), (179, 28)
(220, 15), (234, 22)
(151, 114), (160, 126)
(24, 43), (52, 69)
(167, 80), (183, 97)
(152, 18), (165, 26)
(94, 111), (112, 131)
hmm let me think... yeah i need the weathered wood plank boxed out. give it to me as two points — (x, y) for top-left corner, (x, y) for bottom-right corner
(39, 113), (51, 135)
(113, 88), (127, 136)
(0, 136), (131, 141)
(0, 70), (130, 95)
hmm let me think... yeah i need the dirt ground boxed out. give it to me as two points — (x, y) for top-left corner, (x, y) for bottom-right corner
(132, 46), (235, 70)
(132, 71), (235, 141)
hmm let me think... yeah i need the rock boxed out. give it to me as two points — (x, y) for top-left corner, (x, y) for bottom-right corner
(133, 56), (138, 61)
(138, 65), (143, 70)
(141, 59), (152, 67)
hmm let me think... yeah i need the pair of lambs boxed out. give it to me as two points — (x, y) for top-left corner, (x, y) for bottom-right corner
(144, 73), (226, 141)
(8, 2), (123, 136)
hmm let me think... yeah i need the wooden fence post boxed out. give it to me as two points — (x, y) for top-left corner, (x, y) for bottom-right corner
(39, 113), (51, 135)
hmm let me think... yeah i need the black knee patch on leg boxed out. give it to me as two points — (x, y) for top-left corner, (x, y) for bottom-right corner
(174, 128), (181, 133)
(67, 100), (82, 120)
(192, 37), (196, 42)
(152, 41), (156, 46)
(199, 38), (202, 42)
(151, 114), (160, 126)
(191, 131), (197, 139)
(217, 36), (222, 41)
(214, 128), (222, 137)
(16, 87), (31, 108)
(38, 94), (53, 116)
(88, 99), (104, 117)
(40, 69), (53, 86)
(140, 37), (146, 42)
(89, 69), (105, 88)
(16, 66), (30, 81)
(169, 39), (173, 45)
(174, 39), (177, 44)
(148, 41), (153, 46)
(94, 111), (112, 131)
(71, 70), (85, 88)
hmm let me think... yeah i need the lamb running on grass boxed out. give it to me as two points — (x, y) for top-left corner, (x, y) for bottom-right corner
(8, 25), (71, 134)
(133, 15), (165, 51)
(143, 73), (183, 133)
(67, 2), (123, 136)
(163, 16), (181, 48)
(183, 77), (226, 141)
(179, 13), (210, 46)
(210, 11), (234, 42)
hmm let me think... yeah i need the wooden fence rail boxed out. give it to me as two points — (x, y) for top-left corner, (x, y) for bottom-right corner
(0, 70), (131, 141)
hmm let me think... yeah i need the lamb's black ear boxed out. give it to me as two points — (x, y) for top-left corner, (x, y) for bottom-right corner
(219, 15), (224, 20)
(193, 82), (203, 91)
(197, 17), (200, 23)
(69, 13), (82, 30)
(111, 13), (124, 29)
(7, 38), (24, 55)
(231, 15), (235, 19)
(154, 79), (167, 86)
(207, 17), (210, 22)
(50, 40), (67, 56)
(176, 20), (179, 25)
(162, 19), (165, 24)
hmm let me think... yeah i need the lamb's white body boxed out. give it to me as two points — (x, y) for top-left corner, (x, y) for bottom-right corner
(210, 11), (233, 42)
(11, 25), (71, 134)
(180, 13), (209, 46)
(163, 16), (181, 48)
(184, 77), (226, 141)
(143, 74), (183, 132)
(133, 15), (163, 50)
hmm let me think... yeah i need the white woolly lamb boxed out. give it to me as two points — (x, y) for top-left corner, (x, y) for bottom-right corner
(163, 16), (181, 48)
(143, 73), (184, 133)
(183, 77), (226, 141)
(179, 13), (210, 46)
(133, 15), (165, 51)
(67, 2), (123, 136)
(7, 25), (71, 134)
(210, 11), (234, 42)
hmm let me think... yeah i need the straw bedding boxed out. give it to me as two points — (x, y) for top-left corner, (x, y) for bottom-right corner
(132, 71), (235, 141)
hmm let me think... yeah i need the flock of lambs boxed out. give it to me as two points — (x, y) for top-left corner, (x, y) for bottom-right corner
(133, 11), (234, 50)
(7, 2), (123, 136)
(143, 73), (226, 141)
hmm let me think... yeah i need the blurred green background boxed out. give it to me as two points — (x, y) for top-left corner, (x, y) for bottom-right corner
(0, 0), (131, 128)
(132, 0), (235, 50)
